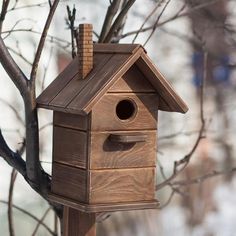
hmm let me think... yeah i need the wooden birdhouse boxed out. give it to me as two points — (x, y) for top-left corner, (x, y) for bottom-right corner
(37, 24), (188, 213)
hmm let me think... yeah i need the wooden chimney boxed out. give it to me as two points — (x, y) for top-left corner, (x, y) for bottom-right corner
(77, 24), (93, 79)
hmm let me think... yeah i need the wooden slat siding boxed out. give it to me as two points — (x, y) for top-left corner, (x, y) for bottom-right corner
(54, 111), (88, 131)
(53, 126), (87, 168)
(51, 163), (87, 202)
(36, 57), (78, 107)
(90, 93), (158, 131)
(49, 53), (113, 109)
(93, 43), (140, 54)
(136, 53), (189, 113)
(49, 193), (160, 213)
(63, 207), (96, 236)
(89, 130), (157, 169)
(67, 48), (144, 114)
(108, 64), (156, 93)
(89, 167), (155, 204)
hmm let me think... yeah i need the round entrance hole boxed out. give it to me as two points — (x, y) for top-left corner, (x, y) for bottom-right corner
(116, 99), (136, 121)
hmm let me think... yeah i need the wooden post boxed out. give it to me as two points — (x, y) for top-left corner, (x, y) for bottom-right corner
(62, 207), (96, 236)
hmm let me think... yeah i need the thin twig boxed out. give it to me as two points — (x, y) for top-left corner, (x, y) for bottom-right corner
(132, 0), (165, 43)
(0, 0), (10, 32)
(30, 0), (60, 84)
(99, 0), (122, 42)
(0, 200), (55, 235)
(8, 169), (17, 236)
(103, 0), (136, 43)
(32, 207), (51, 236)
(144, 0), (172, 46)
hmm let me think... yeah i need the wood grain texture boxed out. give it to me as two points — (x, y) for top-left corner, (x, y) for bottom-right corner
(93, 43), (141, 54)
(109, 65), (155, 93)
(63, 207), (96, 236)
(90, 93), (158, 131)
(89, 131), (157, 169)
(68, 48), (143, 114)
(53, 126), (87, 168)
(50, 53), (113, 109)
(49, 193), (160, 213)
(89, 167), (155, 204)
(36, 57), (78, 106)
(54, 111), (89, 131)
(136, 53), (188, 113)
(51, 163), (87, 202)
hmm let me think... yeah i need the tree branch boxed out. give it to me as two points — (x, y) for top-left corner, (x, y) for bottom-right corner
(103, 0), (136, 43)
(0, 0), (10, 32)
(30, 0), (60, 84)
(99, 0), (122, 43)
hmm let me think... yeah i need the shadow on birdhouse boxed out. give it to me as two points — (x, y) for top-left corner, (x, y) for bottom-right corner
(37, 23), (188, 213)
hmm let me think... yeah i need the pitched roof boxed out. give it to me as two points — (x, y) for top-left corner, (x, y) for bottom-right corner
(37, 44), (188, 115)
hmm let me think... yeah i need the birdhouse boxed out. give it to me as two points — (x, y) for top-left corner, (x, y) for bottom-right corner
(37, 24), (188, 213)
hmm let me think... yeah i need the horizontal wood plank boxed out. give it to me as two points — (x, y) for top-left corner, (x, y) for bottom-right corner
(89, 130), (157, 169)
(54, 111), (89, 131)
(51, 163), (87, 202)
(109, 65), (155, 93)
(53, 126), (87, 168)
(91, 93), (158, 131)
(89, 167), (155, 204)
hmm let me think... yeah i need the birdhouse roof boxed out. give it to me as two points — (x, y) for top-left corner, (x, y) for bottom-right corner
(37, 44), (188, 115)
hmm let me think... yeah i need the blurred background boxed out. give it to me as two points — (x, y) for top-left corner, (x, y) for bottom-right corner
(0, 0), (236, 235)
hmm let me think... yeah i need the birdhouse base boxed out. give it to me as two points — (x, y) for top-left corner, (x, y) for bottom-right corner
(49, 193), (160, 213)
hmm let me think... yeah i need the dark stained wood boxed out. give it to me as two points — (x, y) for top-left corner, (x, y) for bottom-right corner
(54, 111), (89, 131)
(53, 127), (87, 169)
(90, 93), (158, 131)
(63, 207), (96, 236)
(109, 65), (155, 93)
(136, 53), (189, 113)
(94, 43), (141, 54)
(37, 57), (78, 107)
(50, 53), (113, 109)
(89, 130), (157, 169)
(109, 132), (147, 143)
(37, 43), (188, 115)
(67, 48), (143, 114)
(51, 163), (87, 202)
(89, 167), (155, 204)
(49, 193), (160, 213)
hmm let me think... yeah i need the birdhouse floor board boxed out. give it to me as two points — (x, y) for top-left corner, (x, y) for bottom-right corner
(49, 193), (160, 213)
(53, 127), (87, 169)
(91, 93), (158, 131)
(54, 111), (89, 131)
(89, 130), (157, 169)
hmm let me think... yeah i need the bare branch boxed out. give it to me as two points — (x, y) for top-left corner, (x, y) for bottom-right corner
(66, 5), (77, 58)
(32, 207), (51, 236)
(99, 0), (122, 42)
(0, 130), (26, 176)
(121, 0), (220, 40)
(0, 0), (10, 32)
(0, 37), (28, 96)
(8, 169), (17, 236)
(143, 0), (172, 46)
(172, 168), (236, 186)
(0, 200), (55, 235)
(103, 0), (136, 43)
(30, 0), (60, 84)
